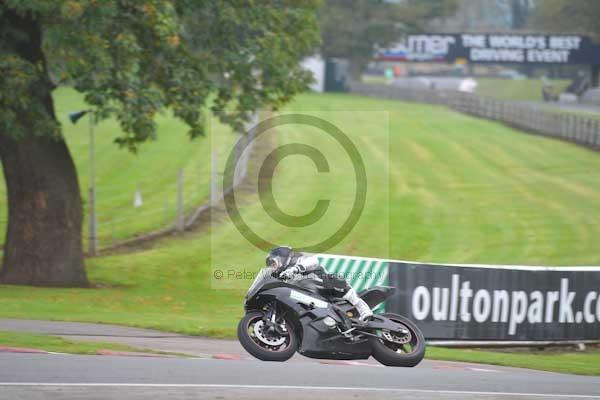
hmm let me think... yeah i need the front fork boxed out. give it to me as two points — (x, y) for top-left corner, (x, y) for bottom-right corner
(263, 302), (287, 336)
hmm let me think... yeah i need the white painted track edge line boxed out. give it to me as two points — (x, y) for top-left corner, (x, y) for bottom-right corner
(0, 383), (598, 399)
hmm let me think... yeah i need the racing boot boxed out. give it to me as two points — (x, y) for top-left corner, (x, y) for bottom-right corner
(342, 288), (373, 321)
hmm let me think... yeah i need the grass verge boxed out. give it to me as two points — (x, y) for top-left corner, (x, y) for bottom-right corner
(475, 78), (570, 102)
(0, 330), (173, 356)
(427, 346), (600, 376)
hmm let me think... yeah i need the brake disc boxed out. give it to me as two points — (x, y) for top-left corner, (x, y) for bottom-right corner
(253, 320), (286, 346)
(382, 329), (411, 345)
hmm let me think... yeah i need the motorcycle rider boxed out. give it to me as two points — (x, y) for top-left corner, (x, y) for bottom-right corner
(266, 246), (373, 321)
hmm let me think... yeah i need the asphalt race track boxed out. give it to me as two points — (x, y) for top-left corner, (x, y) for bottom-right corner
(1, 320), (600, 400)
(2, 352), (600, 399)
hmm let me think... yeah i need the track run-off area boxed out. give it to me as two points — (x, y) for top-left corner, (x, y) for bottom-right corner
(1, 353), (600, 400)
(1, 320), (599, 400)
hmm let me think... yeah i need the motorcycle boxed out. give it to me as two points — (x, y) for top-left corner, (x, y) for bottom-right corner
(237, 266), (426, 367)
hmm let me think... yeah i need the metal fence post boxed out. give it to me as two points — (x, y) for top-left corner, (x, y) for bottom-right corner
(88, 187), (97, 254)
(584, 118), (592, 146)
(233, 136), (244, 188)
(164, 200), (170, 224)
(88, 115), (97, 255)
(176, 169), (184, 232)
(210, 151), (220, 207)
(556, 113), (563, 137)
(568, 114), (575, 141)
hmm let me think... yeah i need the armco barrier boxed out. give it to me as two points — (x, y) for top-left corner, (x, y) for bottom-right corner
(317, 253), (600, 342)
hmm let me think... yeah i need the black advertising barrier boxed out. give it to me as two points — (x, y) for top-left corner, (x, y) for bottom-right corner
(378, 33), (600, 65)
(386, 262), (600, 341)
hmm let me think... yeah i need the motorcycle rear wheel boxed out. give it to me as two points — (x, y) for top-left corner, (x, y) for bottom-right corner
(238, 311), (298, 362)
(370, 313), (426, 367)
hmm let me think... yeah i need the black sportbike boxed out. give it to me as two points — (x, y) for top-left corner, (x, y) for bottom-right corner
(237, 267), (425, 367)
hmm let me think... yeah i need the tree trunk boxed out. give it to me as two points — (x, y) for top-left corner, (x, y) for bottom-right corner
(348, 59), (366, 82)
(0, 133), (88, 287)
(0, 9), (87, 287)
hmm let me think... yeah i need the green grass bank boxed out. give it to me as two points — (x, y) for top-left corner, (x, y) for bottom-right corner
(1, 91), (599, 374)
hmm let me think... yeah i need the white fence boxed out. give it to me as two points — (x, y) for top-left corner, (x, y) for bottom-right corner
(349, 81), (600, 151)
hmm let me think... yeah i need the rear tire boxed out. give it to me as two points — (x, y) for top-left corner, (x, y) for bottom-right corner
(370, 313), (425, 367)
(237, 311), (298, 362)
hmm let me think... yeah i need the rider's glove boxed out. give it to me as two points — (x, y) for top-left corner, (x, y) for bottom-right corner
(279, 266), (299, 280)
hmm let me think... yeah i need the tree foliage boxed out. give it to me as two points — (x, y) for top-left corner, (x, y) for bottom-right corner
(318, 0), (457, 79)
(0, 1), (319, 287)
(1, 0), (320, 150)
(530, 0), (600, 40)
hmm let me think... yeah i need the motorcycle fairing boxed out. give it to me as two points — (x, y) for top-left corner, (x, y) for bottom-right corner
(247, 283), (372, 360)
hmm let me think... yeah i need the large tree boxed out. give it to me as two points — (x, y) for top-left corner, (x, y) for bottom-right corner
(319, 0), (457, 80)
(0, 1), (319, 287)
(530, 0), (600, 39)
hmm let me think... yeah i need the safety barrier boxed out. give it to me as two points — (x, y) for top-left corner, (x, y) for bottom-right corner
(317, 253), (600, 342)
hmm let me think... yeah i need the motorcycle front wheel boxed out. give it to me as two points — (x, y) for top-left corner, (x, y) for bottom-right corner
(370, 313), (426, 367)
(237, 311), (298, 362)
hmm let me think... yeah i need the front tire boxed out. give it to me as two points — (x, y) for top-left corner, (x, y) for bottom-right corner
(370, 313), (426, 367)
(237, 311), (298, 362)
